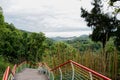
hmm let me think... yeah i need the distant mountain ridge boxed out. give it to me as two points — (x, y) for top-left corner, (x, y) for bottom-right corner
(51, 35), (89, 41)
(19, 29), (89, 41)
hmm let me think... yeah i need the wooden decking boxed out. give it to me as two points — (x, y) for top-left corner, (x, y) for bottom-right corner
(14, 68), (49, 80)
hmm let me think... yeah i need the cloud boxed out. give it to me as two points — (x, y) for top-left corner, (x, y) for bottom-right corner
(0, 0), (92, 37)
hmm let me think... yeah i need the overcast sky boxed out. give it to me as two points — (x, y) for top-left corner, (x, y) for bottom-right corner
(0, 0), (94, 37)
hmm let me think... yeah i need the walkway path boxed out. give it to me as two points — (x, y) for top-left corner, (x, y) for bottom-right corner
(14, 68), (49, 80)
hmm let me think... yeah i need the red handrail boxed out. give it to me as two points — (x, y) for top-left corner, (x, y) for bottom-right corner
(51, 60), (111, 80)
(4, 66), (9, 80)
(51, 60), (70, 71)
(70, 60), (111, 80)
(12, 64), (17, 75)
(2, 66), (8, 80)
(2, 63), (20, 80)
(17, 61), (27, 68)
(2, 66), (14, 80)
(2, 61), (36, 80)
(43, 63), (52, 71)
(2, 60), (111, 80)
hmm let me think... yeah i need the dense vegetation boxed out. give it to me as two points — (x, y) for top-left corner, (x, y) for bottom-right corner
(65, 35), (102, 52)
(0, 7), (46, 79)
(43, 35), (119, 79)
(0, 0), (120, 79)
(0, 23), (46, 64)
(81, 0), (120, 51)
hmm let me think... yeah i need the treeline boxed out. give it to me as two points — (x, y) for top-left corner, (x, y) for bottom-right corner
(0, 8), (47, 79)
(43, 36), (120, 80)
(0, 9), (47, 79)
(0, 8), (46, 64)
(65, 35), (102, 52)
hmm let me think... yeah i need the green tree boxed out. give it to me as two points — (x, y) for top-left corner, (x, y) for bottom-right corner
(27, 32), (46, 63)
(0, 28), (24, 63)
(0, 7), (4, 27)
(21, 32), (29, 61)
(0, 6), (47, 64)
(109, 0), (120, 51)
(81, 0), (119, 50)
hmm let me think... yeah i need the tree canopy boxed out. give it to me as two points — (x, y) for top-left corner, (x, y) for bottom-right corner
(0, 8), (46, 63)
(81, 0), (120, 49)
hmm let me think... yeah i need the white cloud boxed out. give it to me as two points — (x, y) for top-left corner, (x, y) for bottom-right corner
(0, 0), (92, 37)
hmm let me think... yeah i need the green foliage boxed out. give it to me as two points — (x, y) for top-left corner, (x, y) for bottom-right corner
(0, 55), (13, 80)
(0, 25), (25, 63)
(66, 36), (102, 52)
(114, 26), (120, 51)
(0, 9), (46, 79)
(43, 41), (79, 68)
(45, 38), (55, 48)
(0, 10), (4, 27)
(0, 28), (46, 63)
(27, 32), (46, 62)
(108, 0), (120, 51)
(81, 0), (119, 49)
(105, 38), (115, 53)
(80, 1), (120, 79)
(43, 39), (119, 79)
(5, 23), (16, 31)
(0, 7), (46, 64)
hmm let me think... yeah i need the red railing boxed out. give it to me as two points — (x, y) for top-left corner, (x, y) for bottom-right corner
(2, 60), (111, 80)
(2, 64), (17, 80)
(51, 60), (111, 80)
(71, 60), (111, 80)
(2, 62), (27, 80)
(2, 66), (10, 80)
(2, 61), (42, 80)
(12, 64), (17, 75)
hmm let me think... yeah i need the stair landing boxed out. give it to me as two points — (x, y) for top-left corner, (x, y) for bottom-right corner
(14, 68), (49, 80)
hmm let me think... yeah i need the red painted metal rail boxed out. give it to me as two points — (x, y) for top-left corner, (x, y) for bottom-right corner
(2, 61), (27, 80)
(51, 60), (111, 80)
(2, 61), (49, 80)
(71, 60), (111, 80)
(2, 64), (17, 80)
(2, 60), (111, 80)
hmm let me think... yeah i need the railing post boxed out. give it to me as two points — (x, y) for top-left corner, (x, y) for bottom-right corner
(52, 72), (54, 80)
(59, 67), (62, 80)
(70, 62), (74, 80)
(8, 74), (13, 80)
(89, 72), (93, 80)
(48, 70), (50, 78)
(46, 70), (50, 79)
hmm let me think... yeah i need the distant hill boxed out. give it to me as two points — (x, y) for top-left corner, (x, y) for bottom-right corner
(51, 36), (76, 41)
(51, 35), (89, 41)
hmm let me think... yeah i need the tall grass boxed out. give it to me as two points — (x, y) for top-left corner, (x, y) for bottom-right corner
(43, 47), (119, 80)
